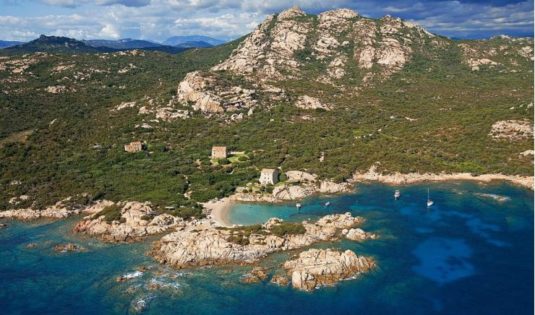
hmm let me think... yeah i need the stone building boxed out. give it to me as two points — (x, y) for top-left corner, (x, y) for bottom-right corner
(124, 141), (145, 153)
(259, 168), (279, 185)
(211, 146), (227, 159)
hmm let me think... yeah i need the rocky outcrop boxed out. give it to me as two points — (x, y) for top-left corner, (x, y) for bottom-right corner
(294, 95), (332, 110)
(175, 71), (259, 114)
(271, 179), (352, 201)
(171, 6), (441, 117)
(285, 171), (318, 183)
(232, 170), (353, 202)
(489, 120), (533, 140)
(283, 248), (375, 291)
(213, 6), (311, 80)
(270, 274), (290, 286)
(150, 212), (369, 269)
(458, 36), (534, 72)
(343, 228), (378, 241)
(112, 101), (137, 112)
(272, 184), (316, 200)
(73, 201), (184, 242)
(241, 267), (269, 283)
(53, 243), (86, 253)
(318, 180), (352, 194)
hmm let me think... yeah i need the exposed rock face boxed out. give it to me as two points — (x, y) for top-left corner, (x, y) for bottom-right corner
(319, 181), (352, 194)
(271, 179), (352, 201)
(343, 228), (378, 241)
(45, 85), (70, 94)
(113, 101), (137, 111)
(489, 120), (533, 140)
(173, 6), (531, 116)
(270, 274), (290, 286)
(294, 95), (332, 110)
(272, 184), (315, 200)
(53, 243), (86, 253)
(213, 6), (311, 79)
(150, 213), (368, 269)
(170, 7), (441, 117)
(352, 16), (420, 80)
(175, 71), (259, 114)
(154, 107), (189, 121)
(233, 170), (353, 202)
(285, 171), (318, 183)
(241, 267), (269, 283)
(519, 150), (534, 156)
(459, 37), (533, 71)
(73, 201), (184, 242)
(283, 248), (375, 291)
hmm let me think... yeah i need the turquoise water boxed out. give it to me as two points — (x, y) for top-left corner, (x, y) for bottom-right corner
(0, 182), (533, 314)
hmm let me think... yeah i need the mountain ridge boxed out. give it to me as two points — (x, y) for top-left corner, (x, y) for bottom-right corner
(172, 6), (533, 115)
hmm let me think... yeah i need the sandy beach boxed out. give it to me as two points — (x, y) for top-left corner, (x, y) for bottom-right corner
(203, 169), (533, 226)
(203, 197), (235, 227)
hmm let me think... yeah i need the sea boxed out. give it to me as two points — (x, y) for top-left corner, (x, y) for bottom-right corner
(0, 182), (533, 315)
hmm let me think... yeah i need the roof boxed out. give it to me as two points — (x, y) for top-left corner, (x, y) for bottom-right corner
(261, 168), (278, 174)
(212, 146), (226, 149)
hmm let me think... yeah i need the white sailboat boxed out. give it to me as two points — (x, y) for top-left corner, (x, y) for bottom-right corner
(426, 188), (434, 208)
(296, 203), (302, 209)
(324, 201), (331, 207)
(394, 190), (401, 200)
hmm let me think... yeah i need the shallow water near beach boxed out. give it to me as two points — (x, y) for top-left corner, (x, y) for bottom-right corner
(0, 182), (533, 314)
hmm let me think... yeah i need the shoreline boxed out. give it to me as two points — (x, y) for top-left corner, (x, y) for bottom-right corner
(351, 171), (534, 190)
(203, 197), (234, 227)
(205, 172), (533, 228)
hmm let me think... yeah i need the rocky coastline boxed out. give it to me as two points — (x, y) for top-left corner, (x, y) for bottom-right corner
(283, 248), (376, 291)
(150, 212), (373, 269)
(0, 199), (113, 221)
(73, 201), (185, 243)
(352, 165), (534, 190)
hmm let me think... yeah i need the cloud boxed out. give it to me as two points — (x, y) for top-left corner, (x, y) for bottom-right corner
(96, 0), (151, 7)
(40, 0), (151, 7)
(0, 0), (532, 41)
(41, 0), (79, 7)
(98, 23), (121, 38)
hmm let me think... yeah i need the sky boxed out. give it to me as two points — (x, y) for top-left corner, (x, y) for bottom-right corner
(0, 0), (533, 42)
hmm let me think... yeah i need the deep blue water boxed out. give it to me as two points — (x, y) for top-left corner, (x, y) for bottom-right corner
(0, 182), (533, 315)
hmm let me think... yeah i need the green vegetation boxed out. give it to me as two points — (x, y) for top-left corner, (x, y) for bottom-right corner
(98, 205), (123, 223)
(0, 20), (532, 215)
(270, 222), (306, 237)
(225, 224), (264, 245)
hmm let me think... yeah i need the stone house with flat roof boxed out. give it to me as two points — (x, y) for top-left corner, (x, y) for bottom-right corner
(212, 146), (227, 159)
(124, 141), (145, 153)
(260, 168), (279, 185)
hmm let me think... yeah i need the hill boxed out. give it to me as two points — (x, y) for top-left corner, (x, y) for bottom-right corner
(164, 35), (225, 47)
(85, 38), (164, 49)
(0, 7), (532, 214)
(84, 38), (189, 53)
(4, 35), (108, 54)
(0, 40), (24, 49)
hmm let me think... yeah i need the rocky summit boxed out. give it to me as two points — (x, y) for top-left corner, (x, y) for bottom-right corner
(172, 6), (533, 117)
